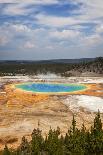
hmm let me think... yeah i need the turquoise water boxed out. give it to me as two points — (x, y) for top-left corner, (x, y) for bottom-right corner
(15, 83), (86, 93)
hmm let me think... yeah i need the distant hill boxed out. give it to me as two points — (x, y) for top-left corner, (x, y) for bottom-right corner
(64, 57), (103, 76)
(0, 57), (102, 76)
(0, 58), (95, 64)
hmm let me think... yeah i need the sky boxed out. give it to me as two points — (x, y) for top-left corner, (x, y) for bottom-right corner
(0, 0), (103, 60)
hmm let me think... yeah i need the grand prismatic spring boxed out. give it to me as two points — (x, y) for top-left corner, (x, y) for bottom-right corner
(0, 77), (103, 150)
(15, 83), (87, 94)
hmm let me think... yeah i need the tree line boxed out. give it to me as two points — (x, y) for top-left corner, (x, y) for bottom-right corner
(2, 111), (103, 155)
(0, 57), (103, 76)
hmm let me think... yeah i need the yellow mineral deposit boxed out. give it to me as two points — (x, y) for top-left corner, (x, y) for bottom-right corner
(3, 82), (103, 108)
(6, 89), (48, 107)
(0, 82), (102, 150)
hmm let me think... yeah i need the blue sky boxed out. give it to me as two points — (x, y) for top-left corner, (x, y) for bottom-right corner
(0, 0), (103, 60)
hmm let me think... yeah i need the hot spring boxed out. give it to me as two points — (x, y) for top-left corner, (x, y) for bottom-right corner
(15, 83), (87, 94)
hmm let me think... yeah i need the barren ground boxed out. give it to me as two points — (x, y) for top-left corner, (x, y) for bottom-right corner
(0, 75), (103, 150)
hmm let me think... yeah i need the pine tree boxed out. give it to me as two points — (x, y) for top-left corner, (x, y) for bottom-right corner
(44, 127), (64, 155)
(90, 110), (103, 154)
(72, 115), (76, 134)
(94, 110), (102, 133)
(31, 128), (44, 154)
(19, 136), (30, 155)
(2, 112), (103, 155)
(3, 145), (11, 155)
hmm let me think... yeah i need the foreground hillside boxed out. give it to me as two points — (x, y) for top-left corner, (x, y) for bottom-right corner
(64, 57), (103, 76)
(2, 111), (103, 155)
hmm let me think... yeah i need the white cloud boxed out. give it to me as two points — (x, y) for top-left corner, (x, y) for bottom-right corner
(0, 24), (31, 43)
(0, 0), (103, 59)
(0, 22), (102, 51)
(79, 0), (103, 9)
(79, 34), (103, 47)
(1, 3), (32, 15)
(24, 41), (36, 49)
(34, 0), (103, 28)
(0, 0), (59, 4)
(72, 0), (103, 9)
(74, 0), (103, 20)
(45, 45), (54, 49)
(49, 29), (80, 39)
(12, 24), (31, 32)
(36, 14), (80, 28)
(96, 25), (103, 34)
(86, 35), (103, 46)
(0, 25), (13, 46)
(0, 36), (9, 46)
(0, 24), (33, 48)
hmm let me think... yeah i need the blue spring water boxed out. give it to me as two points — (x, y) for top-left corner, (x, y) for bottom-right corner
(15, 83), (86, 93)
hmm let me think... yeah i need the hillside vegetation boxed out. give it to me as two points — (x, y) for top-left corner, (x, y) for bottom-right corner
(2, 111), (103, 155)
(0, 57), (103, 76)
(64, 57), (103, 76)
